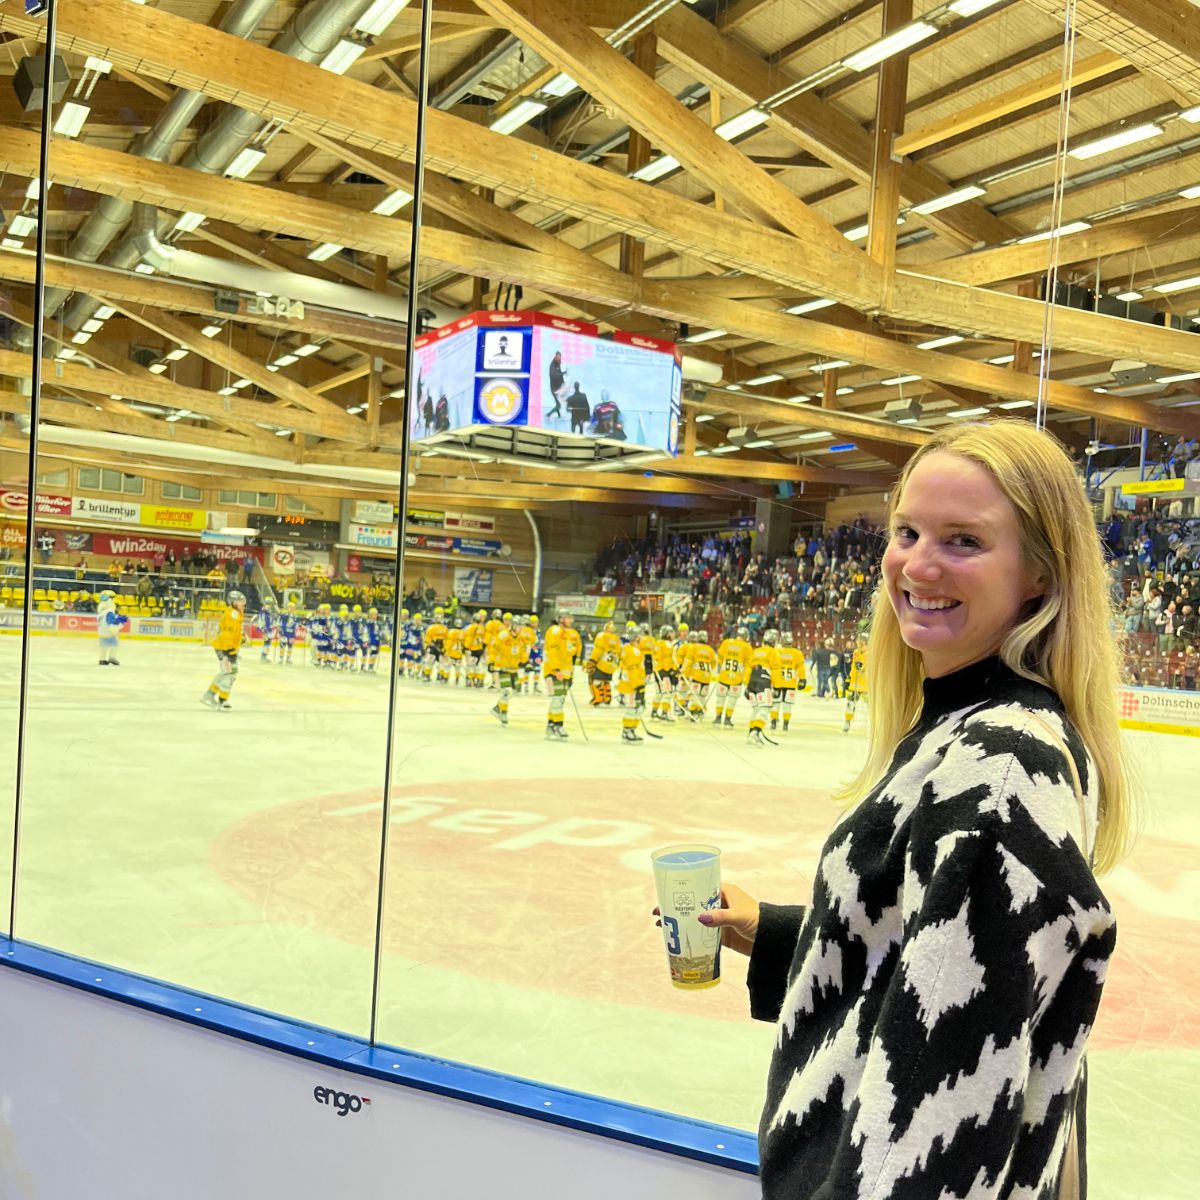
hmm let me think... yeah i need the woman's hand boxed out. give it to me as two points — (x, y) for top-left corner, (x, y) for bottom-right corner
(653, 883), (761, 958)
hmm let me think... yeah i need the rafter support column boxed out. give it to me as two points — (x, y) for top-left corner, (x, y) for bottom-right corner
(867, 0), (911, 306)
(620, 30), (656, 279)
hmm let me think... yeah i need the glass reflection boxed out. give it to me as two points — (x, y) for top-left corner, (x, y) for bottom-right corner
(12, 3), (418, 1035)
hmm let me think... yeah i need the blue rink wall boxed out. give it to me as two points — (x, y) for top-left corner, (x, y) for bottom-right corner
(0, 941), (758, 1198)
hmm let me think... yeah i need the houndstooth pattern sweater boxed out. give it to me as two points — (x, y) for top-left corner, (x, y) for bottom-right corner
(748, 657), (1114, 1200)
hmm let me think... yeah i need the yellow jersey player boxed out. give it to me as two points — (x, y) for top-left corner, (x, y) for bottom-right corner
(423, 606), (449, 683)
(683, 630), (717, 720)
(202, 589), (246, 711)
(516, 615), (538, 691)
(445, 618), (466, 685)
(713, 626), (752, 727)
(843, 642), (869, 734)
(488, 617), (523, 726)
(744, 631), (779, 747)
(650, 625), (678, 721)
(542, 611), (581, 740)
(482, 608), (505, 688)
(616, 636), (648, 743)
(463, 610), (486, 687)
(672, 622), (692, 715)
(636, 623), (656, 680)
(771, 630), (806, 733)
(586, 621), (621, 706)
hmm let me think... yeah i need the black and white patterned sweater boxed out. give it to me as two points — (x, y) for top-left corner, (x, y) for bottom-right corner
(748, 656), (1114, 1200)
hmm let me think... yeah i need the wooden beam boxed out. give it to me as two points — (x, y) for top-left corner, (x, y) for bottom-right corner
(866, 0), (910, 290)
(663, 453), (893, 488)
(360, 22), (485, 61)
(895, 50), (1127, 156)
(472, 0), (883, 286)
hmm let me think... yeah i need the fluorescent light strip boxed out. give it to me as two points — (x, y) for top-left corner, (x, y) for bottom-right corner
(272, 353), (299, 367)
(948, 0), (1006, 15)
(842, 22), (937, 72)
(52, 101), (90, 138)
(293, 342), (322, 357)
(173, 211), (205, 234)
(82, 318), (104, 334)
(372, 188), (413, 216)
(164, 348), (189, 361)
(785, 298), (835, 315)
(835, 387), (854, 396)
(1, 237), (22, 249)
(987, 354), (1015, 364)
(1016, 221), (1091, 244)
(630, 155), (680, 182)
(541, 72), (578, 99)
(811, 359), (850, 372)
(711, 444), (740, 454)
(916, 334), (964, 350)
(225, 147), (265, 179)
(95, 305), (116, 320)
(996, 400), (1034, 409)
(744, 438), (774, 448)
(307, 242), (344, 262)
(148, 362), (168, 373)
(797, 430), (832, 441)
(355, 0), (411, 37)
(71, 332), (92, 345)
(217, 386), (237, 396)
(9, 214), (37, 238)
(321, 38), (367, 75)
(694, 413), (716, 422)
(881, 374), (921, 385)
(489, 98), (547, 136)
(714, 107), (769, 141)
(1153, 274), (1200, 295)
(1155, 371), (1200, 384)
(1114, 291), (1142, 302)
(684, 328), (726, 343)
(950, 406), (990, 417)
(201, 324), (223, 337)
(911, 184), (986, 215)
(745, 372), (784, 386)
(1068, 123), (1162, 161)
(1180, 185), (1200, 200)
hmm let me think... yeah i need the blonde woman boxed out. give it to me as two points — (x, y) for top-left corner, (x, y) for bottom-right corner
(703, 422), (1133, 1200)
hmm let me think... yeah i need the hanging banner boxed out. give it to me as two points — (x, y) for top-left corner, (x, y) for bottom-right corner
(140, 504), (207, 531)
(353, 500), (395, 525)
(90, 533), (263, 562)
(348, 523), (400, 550)
(269, 545), (296, 576)
(444, 511), (496, 534)
(0, 489), (73, 516)
(294, 548), (333, 576)
(72, 496), (141, 524)
(453, 567), (493, 603)
(406, 509), (445, 529)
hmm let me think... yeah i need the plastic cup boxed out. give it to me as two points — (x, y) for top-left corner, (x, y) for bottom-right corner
(651, 844), (722, 989)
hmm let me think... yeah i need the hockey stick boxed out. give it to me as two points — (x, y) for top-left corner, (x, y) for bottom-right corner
(639, 717), (664, 740)
(568, 676), (592, 739)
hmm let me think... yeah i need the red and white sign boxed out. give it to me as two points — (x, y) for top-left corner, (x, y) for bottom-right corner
(443, 511), (496, 534)
(91, 532), (264, 562)
(415, 310), (606, 349)
(0, 489), (73, 516)
(269, 544), (296, 576)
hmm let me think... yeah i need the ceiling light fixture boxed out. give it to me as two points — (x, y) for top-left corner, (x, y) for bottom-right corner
(1016, 220), (1092, 243)
(1155, 370), (1200, 384)
(489, 98), (548, 136)
(1, 238), (22, 249)
(835, 386), (854, 396)
(949, 406), (991, 417)
(355, 0), (411, 36)
(714, 107), (770, 141)
(1154, 274), (1200, 295)
(321, 38), (367, 75)
(164, 348), (189, 361)
(94, 305), (116, 319)
(987, 353), (1015, 364)
(148, 362), (168, 373)
(1068, 123), (1163, 161)
(1179, 185), (1200, 200)
(71, 331), (92, 345)
(52, 101), (90, 139)
(684, 328), (726, 343)
(745, 372), (784, 386)
(172, 211), (205, 234)
(307, 242), (344, 262)
(201, 323), (223, 337)
(785, 298), (835, 315)
(9, 214), (37, 237)
(711, 444), (740, 454)
(947, 0), (1006, 14)
(916, 334), (965, 350)
(81, 318), (104, 334)
(910, 184), (987, 215)
(797, 430), (833, 441)
(541, 72), (578, 99)
(811, 359), (851, 372)
(996, 400), (1034, 409)
(293, 342), (322, 357)
(372, 188), (413, 215)
(217, 386), (237, 396)
(694, 413), (716, 422)
(881, 374), (922, 385)
(744, 438), (775, 448)
(272, 353), (300, 367)
(630, 155), (680, 182)
(224, 147), (266, 179)
(1114, 290), (1142, 302)
(842, 22), (937, 72)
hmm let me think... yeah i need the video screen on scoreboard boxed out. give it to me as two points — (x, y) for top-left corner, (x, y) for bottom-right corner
(530, 327), (680, 454)
(412, 325), (478, 441)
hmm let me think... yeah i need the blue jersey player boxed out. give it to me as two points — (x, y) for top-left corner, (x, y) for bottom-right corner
(277, 602), (300, 664)
(259, 599), (279, 662)
(310, 602), (334, 668)
(363, 606), (383, 672)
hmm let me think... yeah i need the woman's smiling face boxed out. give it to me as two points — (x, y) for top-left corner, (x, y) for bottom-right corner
(883, 451), (1044, 678)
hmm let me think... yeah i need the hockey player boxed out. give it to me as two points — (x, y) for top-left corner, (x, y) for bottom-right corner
(843, 641), (869, 733)
(586, 620), (621, 705)
(309, 602), (333, 668)
(334, 604), (355, 670)
(516, 614), (538, 692)
(672, 623), (692, 716)
(526, 614), (543, 692)
(683, 630), (717, 720)
(771, 630), (806, 733)
(423, 606), (449, 682)
(445, 617), (466, 685)
(363, 607), (383, 672)
(351, 604), (370, 671)
(258, 598), (279, 663)
(650, 624), (678, 721)
(745, 631), (778, 747)
(488, 616), (523, 726)
(482, 607), (504, 686)
(202, 589), (246, 710)
(542, 611), (581, 740)
(277, 601), (300, 664)
(616, 632), (647, 743)
(96, 589), (129, 666)
(463, 610), (486, 687)
(713, 625), (752, 727)
(399, 610), (422, 677)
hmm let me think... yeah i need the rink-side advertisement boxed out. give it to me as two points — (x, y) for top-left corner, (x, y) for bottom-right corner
(411, 312), (682, 456)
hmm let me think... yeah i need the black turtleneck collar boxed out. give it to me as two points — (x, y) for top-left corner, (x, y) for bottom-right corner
(919, 654), (1058, 724)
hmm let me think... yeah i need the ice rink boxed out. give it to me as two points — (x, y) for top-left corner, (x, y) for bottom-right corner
(1, 632), (1196, 1198)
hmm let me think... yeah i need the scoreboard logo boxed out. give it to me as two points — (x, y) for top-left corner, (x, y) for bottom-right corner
(478, 378), (524, 424)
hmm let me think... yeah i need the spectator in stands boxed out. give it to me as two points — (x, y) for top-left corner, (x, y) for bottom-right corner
(153, 549), (165, 574)
(166, 547), (177, 573)
(74, 555), (87, 581)
(107, 560), (121, 583)
(37, 530), (55, 563)
(1156, 601), (1179, 653)
(1123, 589), (1144, 634)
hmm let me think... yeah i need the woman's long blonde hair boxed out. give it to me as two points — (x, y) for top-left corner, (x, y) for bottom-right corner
(839, 420), (1135, 875)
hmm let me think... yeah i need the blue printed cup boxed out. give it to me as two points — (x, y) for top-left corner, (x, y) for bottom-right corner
(651, 844), (722, 989)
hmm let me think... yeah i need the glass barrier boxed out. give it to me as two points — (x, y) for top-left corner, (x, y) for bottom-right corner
(9, 0), (419, 1038)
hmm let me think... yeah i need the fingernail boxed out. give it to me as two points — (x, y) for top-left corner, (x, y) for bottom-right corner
(697, 913), (714, 926)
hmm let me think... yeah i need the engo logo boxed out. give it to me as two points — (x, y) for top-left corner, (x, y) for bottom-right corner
(313, 1085), (372, 1117)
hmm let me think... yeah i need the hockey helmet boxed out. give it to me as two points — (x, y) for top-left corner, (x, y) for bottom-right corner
(529, 614), (539, 626)
(763, 629), (779, 645)
(263, 597), (276, 609)
(319, 602), (332, 613)
(659, 624), (674, 638)
(400, 608), (410, 618)
(228, 590), (246, 605)
(678, 621), (689, 634)
(352, 604), (363, 614)
(434, 606), (444, 616)
(369, 607), (379, 617)
(476, 609), (486, 621)
(698, 631), (709, 643)
(781, 631), (794, 646)
(625, 620), (638, 632)
(502, 611), (513, 622)
(99, 589), (115, 602)
(453, 617), (463, 628)
(688, 630), (700, 642)
(737, 625), (749, 640)
(491, 608), (502, 619)
(414, 611), (425, 622)
(639, 622), (652, 635)
(338, 604), (349, 614)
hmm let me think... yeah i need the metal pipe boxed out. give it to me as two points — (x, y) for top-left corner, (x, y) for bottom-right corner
(525, 508), (543, 610)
